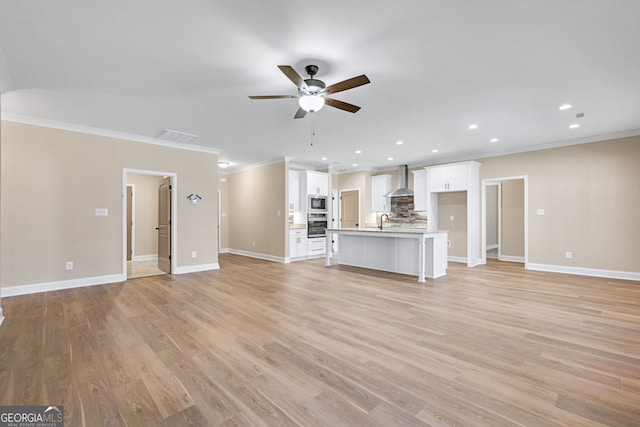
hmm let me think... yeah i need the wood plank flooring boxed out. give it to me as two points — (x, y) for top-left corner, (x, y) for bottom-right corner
(1, 254), (639, 426)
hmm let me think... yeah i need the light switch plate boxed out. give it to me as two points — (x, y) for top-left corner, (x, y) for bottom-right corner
(536, 208), (545, 216)
(95, 208), (108, 216)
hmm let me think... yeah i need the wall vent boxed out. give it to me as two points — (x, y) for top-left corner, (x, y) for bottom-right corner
(157, 129), (199, 143)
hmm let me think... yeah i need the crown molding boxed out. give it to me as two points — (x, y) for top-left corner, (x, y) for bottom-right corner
(408, 128), (640, 169)
(1, 113), (223, 155)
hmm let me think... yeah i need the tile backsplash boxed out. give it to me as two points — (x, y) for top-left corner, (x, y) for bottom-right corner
(387, 196), (427, 224)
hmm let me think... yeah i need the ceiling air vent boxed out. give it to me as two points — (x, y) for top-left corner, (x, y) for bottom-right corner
(157, 129), (199, 143)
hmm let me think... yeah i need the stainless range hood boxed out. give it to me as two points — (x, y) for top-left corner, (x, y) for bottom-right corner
(384, 165), (414, 197)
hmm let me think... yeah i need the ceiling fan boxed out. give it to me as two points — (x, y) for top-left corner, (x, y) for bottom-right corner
(249, 65), (370, 119)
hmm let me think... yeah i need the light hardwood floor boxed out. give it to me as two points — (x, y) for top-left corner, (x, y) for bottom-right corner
(127, 259), (167, 279)
(1, 254), (639, 426)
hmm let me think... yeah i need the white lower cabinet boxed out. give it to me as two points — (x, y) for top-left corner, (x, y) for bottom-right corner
(307, 237), (326, 257)
(289, 229), (307, 259)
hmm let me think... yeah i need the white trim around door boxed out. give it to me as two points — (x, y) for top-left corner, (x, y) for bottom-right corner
(123, 169), (178, 280)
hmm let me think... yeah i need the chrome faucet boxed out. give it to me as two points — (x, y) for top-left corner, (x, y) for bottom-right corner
(379, 214), (389, 230)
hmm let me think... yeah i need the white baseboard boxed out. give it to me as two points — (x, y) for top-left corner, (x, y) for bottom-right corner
(174, 263), (220, 274)
(448, 256), (468, 263)
(499, 255), (525, 263)
(527, 263), (640, 281)
(1, 273), (125, 297)
(487, 252), (499, 260)
(486, 244), (499, 250)
(131, 254), (158, 262)
(219, 248), (230, 254)
(0, 306), (4, 327)
(227, 249), (286, 263)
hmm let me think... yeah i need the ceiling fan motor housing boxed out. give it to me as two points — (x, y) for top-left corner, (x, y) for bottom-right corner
(303, 78), (325, 94)
(305, 64), (319, 76)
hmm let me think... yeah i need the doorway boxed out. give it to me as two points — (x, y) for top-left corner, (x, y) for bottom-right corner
(339, 189), (360, 228)
(481, 176), (528, 267)
(123, 169), (177, 279)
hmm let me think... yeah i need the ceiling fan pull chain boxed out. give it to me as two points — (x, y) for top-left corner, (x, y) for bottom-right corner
(310, 114), (315, 146)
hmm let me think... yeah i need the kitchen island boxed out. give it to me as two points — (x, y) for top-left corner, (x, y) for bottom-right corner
(325, 228), (448, 282)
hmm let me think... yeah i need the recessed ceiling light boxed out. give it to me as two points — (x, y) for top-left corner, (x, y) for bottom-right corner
(321, 157), (327, 161)
(569, 123), (580, 129)
(387, 157), (394, 161)
(395, 141), (404, 145)
(352, 163), (358, 167)
(490, 138), (499, 143)
(432, 149), (439, 153)
(468, 124), (478, 130)
(218, 161), (230, 168)
(355, 150), (362, 154)
(559, 104), (572, 110)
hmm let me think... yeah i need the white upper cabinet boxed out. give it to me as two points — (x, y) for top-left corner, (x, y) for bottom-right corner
(371, 174), (392, 212)
(427, 163), (472, 192)
(411, 170), (426, 210)
(304, 170), (329, 196)
(288, 170), (301, 211)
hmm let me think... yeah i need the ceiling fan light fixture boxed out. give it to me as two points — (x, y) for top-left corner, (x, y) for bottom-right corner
(299, 95), (325, 112)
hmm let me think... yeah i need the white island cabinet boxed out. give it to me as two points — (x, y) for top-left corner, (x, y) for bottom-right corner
(325, 228), (448, 282)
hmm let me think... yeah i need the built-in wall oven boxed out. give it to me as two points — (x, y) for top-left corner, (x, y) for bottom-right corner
(307, 212), (328, 238)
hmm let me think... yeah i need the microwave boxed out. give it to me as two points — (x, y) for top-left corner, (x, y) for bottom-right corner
(308, 195), (327, 212)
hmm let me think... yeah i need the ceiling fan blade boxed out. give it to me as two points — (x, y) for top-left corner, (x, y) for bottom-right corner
(324, 97), (361, 113)
(249, 95), (297, 99)
(278, 65), (307, 89)
(324, 75), (370, 95)
(293, 107), (307, 119)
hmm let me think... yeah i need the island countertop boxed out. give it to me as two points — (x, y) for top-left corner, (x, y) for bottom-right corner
(325, 228), (448, 281)
(325, 227), (447, 235)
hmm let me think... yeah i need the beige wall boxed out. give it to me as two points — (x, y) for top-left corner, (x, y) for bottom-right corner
(500, 179), (525, 258)
(1, 120), (219, 288)
(480, 135), (640, 272)
(438, 192), (468, 258)
(227, 161), (286, 258)
(127, 174), (164, 258)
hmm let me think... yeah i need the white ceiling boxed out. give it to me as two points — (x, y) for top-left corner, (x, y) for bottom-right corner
(1, 0), (639, 172)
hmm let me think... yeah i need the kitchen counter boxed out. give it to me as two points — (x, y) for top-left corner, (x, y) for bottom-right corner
(325, 228), (448, 282)
(335, 227), (445, 235)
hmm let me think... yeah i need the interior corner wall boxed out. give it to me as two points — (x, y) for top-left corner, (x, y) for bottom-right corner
(479, 135), (640, 273)
(0, 120), (219, 290)
(227, 161), (287, 258)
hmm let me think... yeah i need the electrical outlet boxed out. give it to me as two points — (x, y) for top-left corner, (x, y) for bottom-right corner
(252, 241), (256, 247)
(191, 251), (197, 258)
(65, 261), (73, 270)
(565, 251), (572, 259)
(447, 240), (451, 248)
(449, 215), (454, 221)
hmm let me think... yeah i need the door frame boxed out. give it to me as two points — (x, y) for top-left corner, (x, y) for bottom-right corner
(481, 175), (528, 267)
(126, 184), (136, 261)
(338, 188), (360, 228)
(122, 169), (178, 279)
(485, 182), (501, 259)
